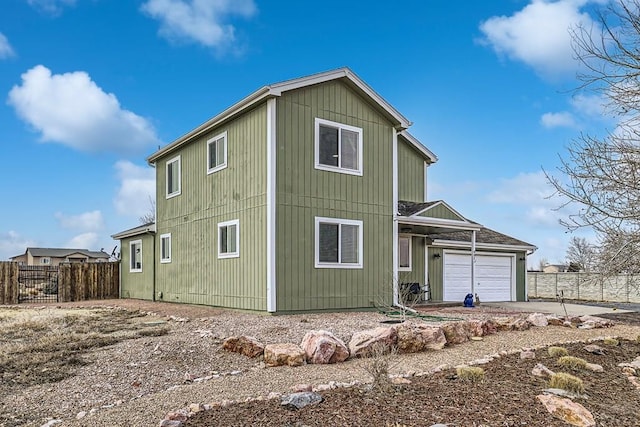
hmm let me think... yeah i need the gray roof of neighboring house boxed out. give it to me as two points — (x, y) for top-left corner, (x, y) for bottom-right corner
(429, 228), (535, 249)
(14, 248), (110, 259)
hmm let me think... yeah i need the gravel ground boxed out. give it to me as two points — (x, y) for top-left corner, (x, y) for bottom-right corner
(3, 300), (640, 427)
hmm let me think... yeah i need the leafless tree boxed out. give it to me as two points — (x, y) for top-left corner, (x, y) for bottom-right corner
(138, 196), (156, 225)
(546, 1), (640, 274)
(565, 236), (596, 272)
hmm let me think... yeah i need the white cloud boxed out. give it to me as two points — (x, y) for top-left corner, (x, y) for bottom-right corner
(571, 93), (607, 117)
(0, 231), (36, 261)
(7, 65), (159, 155)
(540, 111), (577, 128)
(27, 0), (76, 15)
(55, 210), (104, 232)
(487, 171), (556, 205)
(479, 0), (601, 78)
(141, 0), (257, 49)
(113, 161), (156, 219)
(66, 232), (98, 249)
(0, 33), (15, 58)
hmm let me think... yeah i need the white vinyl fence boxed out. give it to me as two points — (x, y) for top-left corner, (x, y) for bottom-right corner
(527, 272), (640, 303)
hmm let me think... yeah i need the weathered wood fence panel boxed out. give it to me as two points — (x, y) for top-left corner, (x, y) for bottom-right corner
(528, 272), (640, 303)
(0, 261), (119, 305)
(58, 262), (119, 302)
(0, 262), (19, 304)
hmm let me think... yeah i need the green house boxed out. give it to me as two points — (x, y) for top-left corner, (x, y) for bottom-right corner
(112, 68), (536, 313)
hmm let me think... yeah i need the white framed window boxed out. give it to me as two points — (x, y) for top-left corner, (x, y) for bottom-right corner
(399, 235), (412, 271)
(160, 233), (171, 263)
(218, 219), (239, 259)
(207, 131), (227, 174)
(315, 217), (363, 269)
(40, 257), (51, 265)
(130, 240), (142, 273)
(315, 118), (363, 176)
(166, 155), (181, 199)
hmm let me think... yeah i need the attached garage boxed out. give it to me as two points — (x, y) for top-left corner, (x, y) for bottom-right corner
(443, 252), (514, 302)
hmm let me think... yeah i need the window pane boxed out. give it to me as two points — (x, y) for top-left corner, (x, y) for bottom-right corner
(341, 129), (359, 170)
(167, 163), (174, 194)
(209, 141), (217, 169)
(340, 224), (359, 264)
(319, 223), (339, 262)
(399, 237), (410, 268)
(227, 224), (236, 253)
(319, 125), (339, 166)
(131, 243), (141, 269)
(220, 226), (228, 253)
(216, 138), (225, 167)
(161, 237), (170, 260)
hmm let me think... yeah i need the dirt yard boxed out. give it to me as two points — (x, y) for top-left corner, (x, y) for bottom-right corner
(1, 299), (640, 427)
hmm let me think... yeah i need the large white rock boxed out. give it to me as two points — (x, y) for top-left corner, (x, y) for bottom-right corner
(300, 330), (349, 364)
(527, 312), (549, 327)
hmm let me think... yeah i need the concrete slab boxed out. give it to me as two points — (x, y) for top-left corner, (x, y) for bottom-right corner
(484, 301), (631, 317)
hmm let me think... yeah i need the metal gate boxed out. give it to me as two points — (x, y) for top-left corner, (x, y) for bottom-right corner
(18, 265), (59, 303)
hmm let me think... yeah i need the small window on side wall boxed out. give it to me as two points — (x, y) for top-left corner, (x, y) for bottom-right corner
(218, 219), (239, 258)
(207, 131), (227, 174)
(315, 118), (363, 176)
(160, 233), (171, 263)
(166, 156), (181, 198)
(399, 236), (411, 271)
(315, 217), (363, 268)
(130, 240), (142, 272)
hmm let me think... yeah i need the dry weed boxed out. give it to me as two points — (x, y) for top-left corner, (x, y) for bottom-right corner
(456, 366), (485, 382)
(557, 355), (588, 371)
(549, 372), (585, 394)
(548, 346), (569, 357)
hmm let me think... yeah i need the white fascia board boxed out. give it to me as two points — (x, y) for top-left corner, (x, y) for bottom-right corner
(269, 67), (412, 130)
(111, 223), (156, 240)
(432, 239), (537, 252)
(398, 217), (482, 231)
(148, 87), (272, 164)
(266, 98), (277, 312)
(399, 131), (438, 163)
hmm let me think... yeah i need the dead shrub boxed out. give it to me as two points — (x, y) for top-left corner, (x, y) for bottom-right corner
(547, 346), (568, 357)
(456, 366), (485, 382)
(549, 372), (585, 394)
(359, 342), (399, 393)
(604, 337), (620, 346)
(557, 355), (588, 371)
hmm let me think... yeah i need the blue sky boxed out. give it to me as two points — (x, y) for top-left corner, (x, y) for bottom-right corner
(0, 0), (614, 266)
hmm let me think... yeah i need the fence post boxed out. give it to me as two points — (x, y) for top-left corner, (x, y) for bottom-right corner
(555, 273), (558, 298)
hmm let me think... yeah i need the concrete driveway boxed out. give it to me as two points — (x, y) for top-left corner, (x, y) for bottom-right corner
(484, 301), (631, 317)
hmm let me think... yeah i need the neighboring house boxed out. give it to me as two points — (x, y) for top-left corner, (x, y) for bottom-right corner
(11, 247), (110, 266)
(112, 68), (536, 313)
(542, 264), (570, 273)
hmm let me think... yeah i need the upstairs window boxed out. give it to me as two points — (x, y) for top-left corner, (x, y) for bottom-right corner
(207, 131), (227, 174)
(218, 219), (239, 259)
(130, 240), (142, 272)
(160, 233), (171, 263)
(315, 217), (363, 268)
(166, 156), (181, 198)
(399, 236), (411, 271)
(315, 118), (363, 176)
(40, 257), (51, 265)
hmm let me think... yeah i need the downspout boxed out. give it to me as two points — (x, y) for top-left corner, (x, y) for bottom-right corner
(471, 230), (477, 297)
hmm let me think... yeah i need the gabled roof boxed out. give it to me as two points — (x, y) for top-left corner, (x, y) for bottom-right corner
(111, 222), (156, 240)
(429, 228), (536, 250)
(12, 248), (110, 259)
(398, 200), (439, 216)
(147, 67), (414, 164)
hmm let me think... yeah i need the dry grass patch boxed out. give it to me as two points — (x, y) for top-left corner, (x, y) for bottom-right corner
(549, 372), (585, 394)
(548, 346), (569, 357)
(557, 355), (588, 371)
(456, 366), (485, 382)
(0, 307), (167, 390)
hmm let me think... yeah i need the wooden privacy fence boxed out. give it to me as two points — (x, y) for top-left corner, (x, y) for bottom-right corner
(527, 272), (640, 303)
(0, 261), (119, 304)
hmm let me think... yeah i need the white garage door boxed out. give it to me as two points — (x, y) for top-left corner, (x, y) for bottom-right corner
(443, 253), (513, 302)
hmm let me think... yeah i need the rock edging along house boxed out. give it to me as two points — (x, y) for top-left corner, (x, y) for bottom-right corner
(112, 68), (536, 313)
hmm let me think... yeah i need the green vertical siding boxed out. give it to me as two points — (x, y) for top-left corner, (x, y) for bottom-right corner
(418, 204), (464, 220)
(397, 139), (425, 203)
(120, 234), (155, 300)
(275, 80), (394, 311)
(154, 104), (268, 311)
(427, 247), (444, 301)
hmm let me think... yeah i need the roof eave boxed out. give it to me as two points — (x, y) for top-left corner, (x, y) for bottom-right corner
(111, 223), (157, 240)
(399, 131), (438, 163)
(432, 239), (537, 252)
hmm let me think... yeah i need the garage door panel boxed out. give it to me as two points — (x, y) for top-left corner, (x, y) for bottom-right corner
(444, 253), (513, 302)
